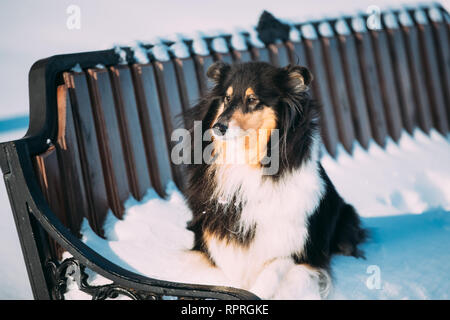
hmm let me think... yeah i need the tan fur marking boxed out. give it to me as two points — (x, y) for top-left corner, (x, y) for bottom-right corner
(245, 87), (255, 98)
(229, 106), (277, 167)
(230, 107), (276, 132)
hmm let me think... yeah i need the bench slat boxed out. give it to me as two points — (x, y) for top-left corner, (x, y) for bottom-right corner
(384, 24), (416, 134)
(336, 30), (373, 148)
(64, 72), (110, 235)
(55, 84), (88, 236)
(415, 16), (449, 134)
(353, 28), (388, 147)
(303, 38), (339, 157)
(34, 146), (67, 259)
(254, 47), (271, 63)
(131, 64), (173, 196)
(369, 29), (404, 141)
(86, 69), (129, 218)
(214, 52), (234, 64)
(193, 55), (215, 96)
(398, 15), (433, 134)
(429, 12), (450, 128)
(320, 34), (356, 153)
(153, 61), (187, 190)
(109, 66), (153, 201)
(285, 41), (303, 65)
(174, 57), (201, 110)
(267, 43), (291, 67)
(233, 49), (253, 62)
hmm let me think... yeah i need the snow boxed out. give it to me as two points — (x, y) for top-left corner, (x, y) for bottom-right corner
(318, 22), (334, 37)
(398, 10), (414, 27)
(230, 30), (249, 51)
(132, 44), (150, 64)
(113, 46), (129, 65)
(1, 0), (450, 300)
(71, 63), (83, 73)
(300, 24), (318, 40)
(150, 44), (171, 62)
(352, 16), (368, 32)
(169, 41), (191, 59)
(62, 129), (450, 300)
(335, 19), (351, 36)
(247, 28), (265, 48)
(289, 26), (302, 42)
(429, 6), (444, 22)
(192, 34), (210, 56)
(211, 37), (229, 54)
(415, 8), (429, 24)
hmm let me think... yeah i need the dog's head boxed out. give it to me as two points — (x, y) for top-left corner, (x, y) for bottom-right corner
(203, 61), (316, 172)
(208, 61), (312, 136)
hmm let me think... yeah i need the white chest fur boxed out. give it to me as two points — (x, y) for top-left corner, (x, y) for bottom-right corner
(206, 158), (325, 290)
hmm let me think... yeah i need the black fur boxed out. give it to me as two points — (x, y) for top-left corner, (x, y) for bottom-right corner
(184, 61), (367, 273)
(293, 165), (368, 271)
(256, 10), (291, 45)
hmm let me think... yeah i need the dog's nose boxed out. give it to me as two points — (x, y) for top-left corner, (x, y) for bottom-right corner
(212, 122), (228, 136)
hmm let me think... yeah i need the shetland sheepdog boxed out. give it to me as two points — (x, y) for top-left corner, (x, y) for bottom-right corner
(183, 61), (367, 299)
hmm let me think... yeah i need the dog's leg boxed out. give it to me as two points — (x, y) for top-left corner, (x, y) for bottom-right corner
(272, 264), (332, 300)
(249, 257), (295, 299)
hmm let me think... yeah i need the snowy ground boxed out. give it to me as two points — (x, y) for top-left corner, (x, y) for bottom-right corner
(0, 0), (449, 300)
(63, 129), (450, 300)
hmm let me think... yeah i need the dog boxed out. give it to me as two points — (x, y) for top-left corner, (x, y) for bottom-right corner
(183, 61), (367, 299)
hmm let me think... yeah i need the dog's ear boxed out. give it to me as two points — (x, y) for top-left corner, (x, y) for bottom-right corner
(282, 65), (313, 93)
(206, 61), (231, 84)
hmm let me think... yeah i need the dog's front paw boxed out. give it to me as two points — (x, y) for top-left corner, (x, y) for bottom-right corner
(249, 258), (295, 299)
(272, 264), (331, 300)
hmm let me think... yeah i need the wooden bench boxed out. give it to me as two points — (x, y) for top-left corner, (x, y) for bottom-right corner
(1, 4), (449, 300)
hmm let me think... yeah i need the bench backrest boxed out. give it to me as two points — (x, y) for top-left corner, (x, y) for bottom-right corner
(31, 6), (450, 258)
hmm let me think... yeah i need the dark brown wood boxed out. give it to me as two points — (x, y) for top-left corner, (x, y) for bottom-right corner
(233, 49), (253, 62)
(335, 30), (373, 148)
(320, 33), (356, 153)
(173, 57), (202, 110)
(152, 61), (185, 132)
(34, 146), (67, 259)
(253, 47), (271, 63)
(109, 66), (153, 201)
(54, 84), (88, 237)
(429, 12), (450, 129)
(267, 43), (291, 67)
(214, 52), (234, 64)
(303, 38), (339, 156)
(384, 25), (416, 134)
(86, 68), (129, 218)
(131, 64), (173, 196)
(415, 17), (449, 134)
(285, 41), (307, 66)
(193, 54), (215, 96)
(353, 29), (388, 147)
(152, 60), (187, 190)
(369, 29), (404, 141)
(63, 71), (109, 236)
(397, 12), (433, 134)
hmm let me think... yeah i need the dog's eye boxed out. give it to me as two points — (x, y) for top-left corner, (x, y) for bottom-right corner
(247, 97), (257, 104)
(224, 96), (231, 103)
